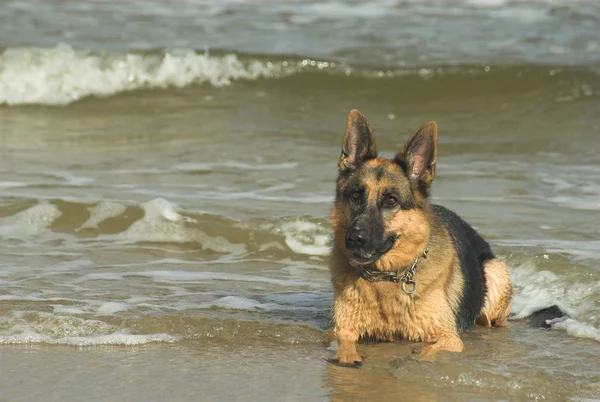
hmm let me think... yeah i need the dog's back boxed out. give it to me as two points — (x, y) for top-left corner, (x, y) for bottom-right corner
(433, 204), (490, 331)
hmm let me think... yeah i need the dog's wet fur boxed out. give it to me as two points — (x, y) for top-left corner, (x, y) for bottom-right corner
(527, 305), (568, 329)
(328, 110), (521, 366)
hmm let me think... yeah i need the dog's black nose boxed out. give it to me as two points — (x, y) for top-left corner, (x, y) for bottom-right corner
(346, 228), (367, 248)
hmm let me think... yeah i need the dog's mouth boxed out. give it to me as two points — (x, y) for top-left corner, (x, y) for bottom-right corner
(348, 251), (381, 265)
(347, 236), (397, 265)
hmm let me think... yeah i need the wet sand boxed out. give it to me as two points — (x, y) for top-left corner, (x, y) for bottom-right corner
(2, 321), (600, 402)
(0, 343), (330, 402)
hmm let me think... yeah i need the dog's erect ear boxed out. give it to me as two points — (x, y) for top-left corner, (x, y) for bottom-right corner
(398, 121), (438, 191)
(339, 109), (377, 173)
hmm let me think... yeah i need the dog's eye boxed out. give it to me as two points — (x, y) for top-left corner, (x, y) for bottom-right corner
(385, 195), (398, 207)
(350, 191), (361, 202)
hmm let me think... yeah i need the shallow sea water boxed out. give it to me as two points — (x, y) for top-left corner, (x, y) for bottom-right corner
(0, 0), (599, 400)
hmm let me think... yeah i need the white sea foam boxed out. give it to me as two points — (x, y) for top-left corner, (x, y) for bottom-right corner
(193, 191), (332, 204)
(112, 198), (246, 253)
(280, 220), (330, 256)
(0, 311), (179, 346)
(0, 295), (81, 302)
(105, 199), (328, 255)
(140, 198), (188, 223)
(288, 1), (389, 24)
(199, 296), (266, 310)
(96, 302), (130, 315)
(539, 168), (600, 211)
(510, 262), (600, 342)
(79, 201), (127, 229)
(549, 196), (600, 211)
(0, 44), (295, 106)
(52, 305), (87, 315)
(44, 171), (95, 186)
(0, 181), (28, 189)
(0, 331), (180, 346)
(510, 263), (596, 318)
(198, 295), (321, 311)
(133, 270), (318, 288)
(551, 319), (600, 342)
(79, 273), (123, 281)
(466, 0), (507, 7)
(0, 202), (62, 238)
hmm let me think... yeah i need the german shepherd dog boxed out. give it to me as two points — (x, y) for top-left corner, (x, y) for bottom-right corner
(328, 110), (514, 367)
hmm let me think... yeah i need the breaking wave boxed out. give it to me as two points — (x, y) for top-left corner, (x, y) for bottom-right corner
(4, 44), (598, 106)
(0, 45), (303, 106)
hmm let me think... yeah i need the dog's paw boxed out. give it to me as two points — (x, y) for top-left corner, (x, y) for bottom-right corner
(327, 358), (363, 369)
(417, 345), (440, 362)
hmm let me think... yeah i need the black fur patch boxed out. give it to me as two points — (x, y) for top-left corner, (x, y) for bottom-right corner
(393, 157), (408, 174)
(397, 195), (414, 211)
(528, 305), (567, 329)
(433, 205), (491, 332)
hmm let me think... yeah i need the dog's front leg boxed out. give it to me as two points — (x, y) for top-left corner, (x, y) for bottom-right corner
(332, 326), (362, 367)
(417, 333), (464, 361)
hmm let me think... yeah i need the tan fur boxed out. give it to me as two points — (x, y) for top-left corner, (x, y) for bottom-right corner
(330, 214), (467, 364)
(328, 110), (514, 365)
(477, 259), (513, 327)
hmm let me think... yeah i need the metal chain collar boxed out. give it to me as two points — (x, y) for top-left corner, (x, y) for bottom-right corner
(355, 247), (429, 294)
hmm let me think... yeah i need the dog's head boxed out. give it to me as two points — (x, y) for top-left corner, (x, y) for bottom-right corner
(330, 109), (437, 271)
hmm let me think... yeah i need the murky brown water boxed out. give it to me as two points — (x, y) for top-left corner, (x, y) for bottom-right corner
(1, 0), (600, 400)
